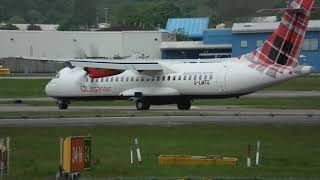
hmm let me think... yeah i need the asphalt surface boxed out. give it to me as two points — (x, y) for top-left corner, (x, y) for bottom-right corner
(0, 104), (319, 115)
(0, 104), (319, 127)
(0, 115), (319, 127)
(1, 88), (320, 127)
(0, 91), (320, 103)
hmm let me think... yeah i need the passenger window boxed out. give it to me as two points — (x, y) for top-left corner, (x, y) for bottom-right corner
(96, 79), (99, 82)
(86, 77), (88, 82)
(210, 75), (213, 80)
(189, 75), (192, 80)
(116, 77), (119, 82)
(151, 76), (155, 81)
(141, 76), (145, 81)
(91, 78), (94, 83)
(194, 75), (197, 80)
(131, 77), (134, 82)
(178, 76), (182, 80)
(204, 75), (208, 80)
(106, 77), (109, 82)
(101, 78), (104, 82)
(199, 75), (202, 80)
(126, 77), (129, 82)
(173, 76), (176, 81)
(162, 76), (165, 81)
(157, 76), (161, 81)
(136, 76), (139, 81)
(121, 77), (124, 82)
(110, 77), (114, 82)
(183, 76), (187, 80)
(167, 76), (171, 81)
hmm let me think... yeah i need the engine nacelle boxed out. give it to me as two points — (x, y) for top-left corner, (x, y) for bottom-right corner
(85, 68), (121, 78)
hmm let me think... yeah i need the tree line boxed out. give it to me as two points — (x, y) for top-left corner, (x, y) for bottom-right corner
(0, 0), (319, 31)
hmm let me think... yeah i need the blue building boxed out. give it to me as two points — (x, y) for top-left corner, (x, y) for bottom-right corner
(161, 19), (320, 72)
(162, 18), (232, 59)
(232, 21), (320, 71)
(165, 17), (210, 40)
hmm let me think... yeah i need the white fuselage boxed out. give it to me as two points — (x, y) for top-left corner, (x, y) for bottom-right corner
(45, 57), (313, 102)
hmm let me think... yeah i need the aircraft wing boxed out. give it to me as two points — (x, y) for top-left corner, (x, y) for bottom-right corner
(12, 56), (69, 62)
(12, 56), (163, 71)
(69, 59), (163, 71)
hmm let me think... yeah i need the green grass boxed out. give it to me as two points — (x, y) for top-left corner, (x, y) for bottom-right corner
(0, 75), (319, 98)
(0, 79), (49, 98)
(0, 111), (213, 119)
(1, 125), (320, 179)
(267, 75), (320, 91)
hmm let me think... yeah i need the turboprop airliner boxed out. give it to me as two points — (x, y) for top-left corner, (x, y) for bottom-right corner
(33, 0), (316, 110)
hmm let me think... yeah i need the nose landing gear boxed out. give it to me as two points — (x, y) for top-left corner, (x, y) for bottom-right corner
(57, 100), (69, 110)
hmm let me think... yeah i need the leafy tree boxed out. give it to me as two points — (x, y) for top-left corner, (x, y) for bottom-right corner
(0, 0), (319, 31)
(273, 0), (288, 8)
(8, 16), (26, 24)
(0, 23), (19, 30)
(111, 1), (182, 30)
(57, 19), (82, 31)
(73, 0), (97, 27)
(151, 1), (182, 28)
(26, 9), (46, 24)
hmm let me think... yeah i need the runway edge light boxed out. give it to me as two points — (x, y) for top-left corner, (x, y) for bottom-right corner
(256, 140), (261, 166)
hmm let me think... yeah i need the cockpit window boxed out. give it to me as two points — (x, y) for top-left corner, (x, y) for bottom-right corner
(55, 72), (60, 79)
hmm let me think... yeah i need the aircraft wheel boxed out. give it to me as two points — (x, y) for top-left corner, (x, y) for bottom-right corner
(58, 101), (69, 110)
(136, 99), (150, 111)
(177, 99), (191, 110)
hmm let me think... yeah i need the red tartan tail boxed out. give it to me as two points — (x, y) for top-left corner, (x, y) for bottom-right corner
(247, 0), (315, 68)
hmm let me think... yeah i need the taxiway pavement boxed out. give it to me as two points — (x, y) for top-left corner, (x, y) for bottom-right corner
(0, 104), (320, 115)
(0, 115), (319, 127)
(0, 104), (319, 127)
(0, 91), (319, 103)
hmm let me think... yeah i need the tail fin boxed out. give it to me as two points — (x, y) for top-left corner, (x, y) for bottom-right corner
(246, 0), (315, 70)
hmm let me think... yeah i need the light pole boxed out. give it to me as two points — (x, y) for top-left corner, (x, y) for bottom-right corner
(0, 7), (4, 25)
(104, 8), (109, 25)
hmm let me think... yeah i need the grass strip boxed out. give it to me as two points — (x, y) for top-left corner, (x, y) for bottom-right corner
(0, 111), (212, 119)
(1, 125), (320, 179)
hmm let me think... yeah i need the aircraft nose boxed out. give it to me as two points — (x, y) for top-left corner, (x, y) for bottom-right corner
(45, 80), (56, 97)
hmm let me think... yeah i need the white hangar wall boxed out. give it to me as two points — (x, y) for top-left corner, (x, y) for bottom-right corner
(0, 31), (174, 58)
(0, 30), (175, 73)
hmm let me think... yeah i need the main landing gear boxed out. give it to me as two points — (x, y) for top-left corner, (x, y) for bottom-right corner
(135, 99), (150, 111)
(57, 100), (69, 110)
(177, 99), (192, 110)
